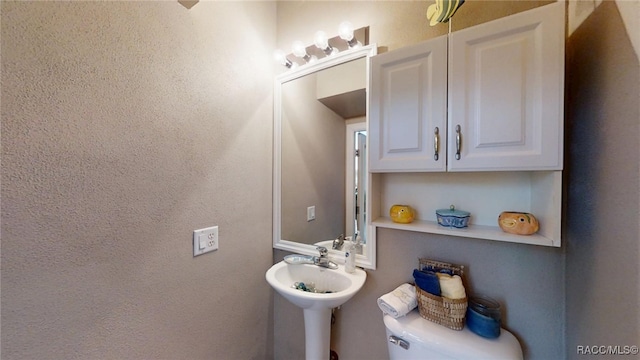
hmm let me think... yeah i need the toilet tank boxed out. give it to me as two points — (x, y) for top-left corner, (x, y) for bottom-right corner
(384, 311), (523, 360)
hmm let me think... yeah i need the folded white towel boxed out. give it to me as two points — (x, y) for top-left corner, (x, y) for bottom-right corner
(436, 273), (466, 299)
(377, 283), (417, 318)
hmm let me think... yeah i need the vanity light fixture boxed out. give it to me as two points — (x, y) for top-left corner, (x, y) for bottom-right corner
(338, 21), (360, 48)
(314, 31), (338, 56)
(292, 41), (317, 64)
(274, 22), (364, 69)
(273, 49), (294, 68)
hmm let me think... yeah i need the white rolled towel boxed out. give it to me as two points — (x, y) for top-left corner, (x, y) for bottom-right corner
(377, 283), (417, 318)
(436, 273), (466, 299)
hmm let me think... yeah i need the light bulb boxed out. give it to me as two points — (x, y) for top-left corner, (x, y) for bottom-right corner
(292, 41), (307, 58)
(314, 31), (329, 49)
(338, 21), (354, 41)
(273, 49), (293, 68)
(291, 40), (317, 63)
(339, 21), (361, 48)
(314, 30), (338, 56)
(273, 49), (286, 63)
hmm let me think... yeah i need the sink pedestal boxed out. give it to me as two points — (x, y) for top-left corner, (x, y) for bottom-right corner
(265, 261), (366, 360)
(303, 308), (332, 360)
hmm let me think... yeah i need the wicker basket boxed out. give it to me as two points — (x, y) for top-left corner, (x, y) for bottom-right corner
(415, 258), (468, 331)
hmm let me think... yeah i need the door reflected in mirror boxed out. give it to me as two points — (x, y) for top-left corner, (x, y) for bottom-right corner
(345, 122), (366, 247)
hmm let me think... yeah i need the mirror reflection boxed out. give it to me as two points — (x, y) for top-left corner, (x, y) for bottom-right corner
(281, 57), (365, 246)
(274, 45), (376, 268)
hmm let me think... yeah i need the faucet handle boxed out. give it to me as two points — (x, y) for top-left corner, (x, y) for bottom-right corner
(316, 246), (328, 257)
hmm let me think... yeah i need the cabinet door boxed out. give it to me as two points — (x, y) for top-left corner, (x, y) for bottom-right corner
(448, 2), (564, 171)
(369, 36), (447, 172)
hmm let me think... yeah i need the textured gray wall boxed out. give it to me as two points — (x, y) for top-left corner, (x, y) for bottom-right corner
(565, 1), (640, 357)
(1, 2), (275, 359)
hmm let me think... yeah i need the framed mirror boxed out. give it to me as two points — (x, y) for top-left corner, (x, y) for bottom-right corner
(273, 44), (377, 269)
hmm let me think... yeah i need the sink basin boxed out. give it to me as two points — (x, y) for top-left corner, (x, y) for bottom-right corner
(265, 260), (366, 310)
(266, 260), (366, 360)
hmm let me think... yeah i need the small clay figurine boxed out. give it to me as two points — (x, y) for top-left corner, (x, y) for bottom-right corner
(390, 204), (415, 224)
(498, 211), (539, 235)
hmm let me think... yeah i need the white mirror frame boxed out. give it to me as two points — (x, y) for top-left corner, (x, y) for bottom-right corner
(273, 44), (377, 270)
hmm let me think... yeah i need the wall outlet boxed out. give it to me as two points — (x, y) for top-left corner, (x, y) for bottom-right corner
(193, 226), (218, 257)
(307, 206), (316, 221)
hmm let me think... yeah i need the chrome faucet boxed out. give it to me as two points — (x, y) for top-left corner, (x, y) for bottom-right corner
(332, 234), (345, 250)
(314, 246), (338, 269)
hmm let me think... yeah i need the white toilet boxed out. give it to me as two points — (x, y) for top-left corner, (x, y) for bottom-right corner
(384, 310), (524, 359)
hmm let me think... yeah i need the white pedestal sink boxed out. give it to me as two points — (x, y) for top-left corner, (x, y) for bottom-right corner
(265, 259), (366, 360)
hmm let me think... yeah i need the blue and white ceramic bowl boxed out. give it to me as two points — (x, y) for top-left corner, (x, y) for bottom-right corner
(436, 205), (470, 228)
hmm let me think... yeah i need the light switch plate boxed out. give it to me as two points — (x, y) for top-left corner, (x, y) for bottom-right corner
(193, 226), (218, 257)
(307, 206), (316, 221)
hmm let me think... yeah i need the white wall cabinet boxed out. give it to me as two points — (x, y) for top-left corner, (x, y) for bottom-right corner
(369, 35), (447, 172)
(367, 2), (564, 247)
(448, 3), (564, 171)
(370, 2), (564, 173)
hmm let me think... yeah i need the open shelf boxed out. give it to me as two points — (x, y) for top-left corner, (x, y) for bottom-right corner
(368, 171), (562, 247)
(372, 217), (557, 247)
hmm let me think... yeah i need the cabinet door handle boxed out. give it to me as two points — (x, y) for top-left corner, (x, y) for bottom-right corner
(434, 127), (440, 161)
(455, 125), (462, 160)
